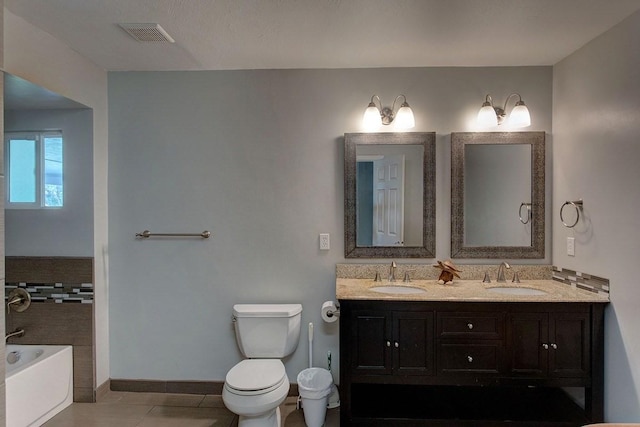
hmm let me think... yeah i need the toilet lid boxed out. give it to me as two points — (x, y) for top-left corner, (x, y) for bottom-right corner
(226, 359), (286, 392)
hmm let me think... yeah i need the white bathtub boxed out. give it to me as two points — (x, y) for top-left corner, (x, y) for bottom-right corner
(6, 344), (73, 427)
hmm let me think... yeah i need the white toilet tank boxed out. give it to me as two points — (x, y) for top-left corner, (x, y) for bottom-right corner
(233, 304), (302, 358)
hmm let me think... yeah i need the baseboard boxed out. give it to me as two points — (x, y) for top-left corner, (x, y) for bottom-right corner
(110, 379), (299, 396)
(96, 379), (111, 401)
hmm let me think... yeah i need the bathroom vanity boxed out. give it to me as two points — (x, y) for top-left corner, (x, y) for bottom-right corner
(337, 279), (608, 426)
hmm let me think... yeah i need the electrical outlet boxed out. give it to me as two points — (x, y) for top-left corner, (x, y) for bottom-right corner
(319, 233), (330, 250)
(567, 237), (575, 257)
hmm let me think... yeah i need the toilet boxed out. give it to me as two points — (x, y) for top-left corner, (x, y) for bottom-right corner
(223, 303), (302, 427)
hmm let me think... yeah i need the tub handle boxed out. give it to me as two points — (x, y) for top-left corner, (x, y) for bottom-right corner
(7, 289), (31, 313)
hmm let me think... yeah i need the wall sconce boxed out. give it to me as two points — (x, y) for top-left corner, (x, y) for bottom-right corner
(477, 93), (531, 128)
(363, 94), (415, 130)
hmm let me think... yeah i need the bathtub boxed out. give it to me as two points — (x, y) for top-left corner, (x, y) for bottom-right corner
(6, 344), (73, 427)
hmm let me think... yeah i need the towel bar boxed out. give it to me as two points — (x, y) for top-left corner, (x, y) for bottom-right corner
(135, 230), (211, 239)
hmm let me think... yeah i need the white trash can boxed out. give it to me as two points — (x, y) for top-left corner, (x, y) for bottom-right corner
(297, 368), (334, 427)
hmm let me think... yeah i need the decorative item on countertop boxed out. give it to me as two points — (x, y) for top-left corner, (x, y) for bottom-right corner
(434, 260), (462, 285)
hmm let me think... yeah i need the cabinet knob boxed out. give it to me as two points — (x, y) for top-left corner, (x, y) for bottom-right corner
(467, 356), (473, 363)
(386, 341), (391, 347)
(467, 323), (474, 330)
(551, 343), (558, 349)
(394, 342), (399, 348)
(542, 343), (549, 350)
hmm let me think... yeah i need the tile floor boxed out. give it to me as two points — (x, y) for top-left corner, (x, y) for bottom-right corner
(43, 391), (340, 427)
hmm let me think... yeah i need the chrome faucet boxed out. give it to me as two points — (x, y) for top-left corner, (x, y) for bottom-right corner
(389, 261), (397, 282)
(496, 261), (511, 283)
(5, 328), (25, 342)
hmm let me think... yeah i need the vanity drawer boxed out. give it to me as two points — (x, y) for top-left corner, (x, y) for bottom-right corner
(437, 312), (504, 339)
(437, 342), (504, 375)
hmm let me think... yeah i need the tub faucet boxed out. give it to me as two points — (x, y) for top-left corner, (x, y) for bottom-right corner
(389, 261), (397, 282)
(496, 262), (511, 283)
(5, 328), (25, 342)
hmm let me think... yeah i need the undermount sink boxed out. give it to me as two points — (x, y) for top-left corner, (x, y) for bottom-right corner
(487, 286), (548, 296)
(369, 285), (427, 295)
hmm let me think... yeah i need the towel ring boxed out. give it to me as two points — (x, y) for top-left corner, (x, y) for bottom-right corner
(519, 202), (532, 224)
(560, 200), (583, 228)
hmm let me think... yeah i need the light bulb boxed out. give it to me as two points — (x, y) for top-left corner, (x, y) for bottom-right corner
(362, 103), (382, 130)
(477, 104), (498, 127)
(510, 102), (531, 127)
(394, 104), (415, 129)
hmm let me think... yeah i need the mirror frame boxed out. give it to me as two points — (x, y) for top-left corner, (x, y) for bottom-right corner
(344, 132), (436, 258)
(451, 131), (545, 259)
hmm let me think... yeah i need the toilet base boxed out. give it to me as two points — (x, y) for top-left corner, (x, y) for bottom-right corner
(238, 406), (281, 427)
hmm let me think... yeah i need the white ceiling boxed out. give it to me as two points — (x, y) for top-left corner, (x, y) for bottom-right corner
(6, 0), (640, 71)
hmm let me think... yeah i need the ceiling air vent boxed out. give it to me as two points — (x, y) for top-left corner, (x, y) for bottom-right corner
(118, 23), (175, 43)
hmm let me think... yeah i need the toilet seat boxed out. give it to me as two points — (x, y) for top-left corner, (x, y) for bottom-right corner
(225, 359), (286, 396)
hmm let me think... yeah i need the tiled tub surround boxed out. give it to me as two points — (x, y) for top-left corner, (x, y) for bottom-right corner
(6, 282), (93, 304)
(4, 257), (95, 402)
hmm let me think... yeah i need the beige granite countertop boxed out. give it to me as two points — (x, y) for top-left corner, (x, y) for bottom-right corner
(336, 278), (609, 303)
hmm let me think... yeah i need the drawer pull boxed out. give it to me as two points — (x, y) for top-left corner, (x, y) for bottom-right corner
(467, 356), (473, 363)
(551, 343), (558, 349)
(386, 341), (391, 347)
(394, 342), (399, 348)
(467, 323), (474, 330)
(542, 343), (549, 350)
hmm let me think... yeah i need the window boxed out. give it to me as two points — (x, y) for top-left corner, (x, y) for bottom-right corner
(5, 131), (63, 208)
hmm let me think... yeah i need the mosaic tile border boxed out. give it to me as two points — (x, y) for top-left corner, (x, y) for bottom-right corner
(5, 282), (94, 304)
(552, 266), (610, 295)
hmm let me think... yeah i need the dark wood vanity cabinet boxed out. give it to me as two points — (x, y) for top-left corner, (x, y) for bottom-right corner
(349, 309), (434, 376)
(340, 300), (605, 427)
(508, 311), (590, 379)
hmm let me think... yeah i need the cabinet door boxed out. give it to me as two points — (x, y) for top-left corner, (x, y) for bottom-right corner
(549, 312), (590, 378)
(507, 312), (549, 377)
(392, 311), (434, 375)
(349, 311), (392, 375)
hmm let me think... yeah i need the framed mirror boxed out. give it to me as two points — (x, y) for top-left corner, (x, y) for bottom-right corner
(344, 132), (435, 258)
(451, 132), (545, 259)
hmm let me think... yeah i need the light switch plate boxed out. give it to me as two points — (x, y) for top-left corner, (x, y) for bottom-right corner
(567, 237), (575, 256)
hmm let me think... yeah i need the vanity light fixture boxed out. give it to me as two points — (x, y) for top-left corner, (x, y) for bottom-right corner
(477, 93), (531, 128)
(363, 95), (415, 130)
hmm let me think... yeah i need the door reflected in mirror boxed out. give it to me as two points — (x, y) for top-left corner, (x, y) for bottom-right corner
(345, 132), (435, 258)
(356, 144), (424, 247)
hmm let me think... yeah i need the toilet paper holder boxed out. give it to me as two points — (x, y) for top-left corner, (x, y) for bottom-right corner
(325, 302), (340, 319)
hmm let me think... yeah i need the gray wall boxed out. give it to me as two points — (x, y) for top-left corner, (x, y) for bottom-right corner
(108, 67), (552, 382)
(5, 108), (94, 256)
(553, 10), (640, 421)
